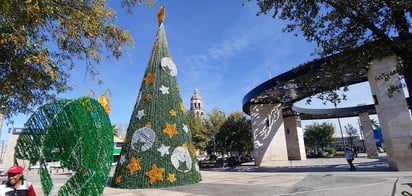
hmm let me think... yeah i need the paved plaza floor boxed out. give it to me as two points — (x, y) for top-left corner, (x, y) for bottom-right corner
(24, 155), (412, 196)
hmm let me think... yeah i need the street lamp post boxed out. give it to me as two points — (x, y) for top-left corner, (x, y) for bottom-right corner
(337, 116), (346, 148)
(335, 103), (346, 149)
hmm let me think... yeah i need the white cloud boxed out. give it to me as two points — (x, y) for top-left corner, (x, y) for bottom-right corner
(207, 32), (255, 59)
(183, 54), (209, 67)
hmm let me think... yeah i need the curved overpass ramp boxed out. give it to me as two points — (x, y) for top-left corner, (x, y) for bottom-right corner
(242, 53), (412, 171)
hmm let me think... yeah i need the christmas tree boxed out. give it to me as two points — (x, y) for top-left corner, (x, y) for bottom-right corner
(112, 6), (202, 189)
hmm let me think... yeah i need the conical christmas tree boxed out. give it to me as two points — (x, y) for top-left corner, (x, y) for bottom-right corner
(112, 7), (202, 189)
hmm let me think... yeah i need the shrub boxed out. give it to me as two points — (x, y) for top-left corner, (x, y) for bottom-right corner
(325, 147), (336, 155)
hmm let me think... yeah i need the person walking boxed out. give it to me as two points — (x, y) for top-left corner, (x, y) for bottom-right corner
(0, 165), (36, 196)
(345, 148), (356, 171)
(353, 146), (359, 157)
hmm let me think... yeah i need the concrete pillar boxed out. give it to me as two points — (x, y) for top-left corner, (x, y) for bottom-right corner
(358, 112), (379, 158)
(250, 103), (288, 166)
(284, 115), (306, 160)
(368, 55), (412, 171)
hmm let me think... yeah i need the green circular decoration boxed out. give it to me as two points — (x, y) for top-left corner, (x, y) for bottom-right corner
(15, 97), (113, 196)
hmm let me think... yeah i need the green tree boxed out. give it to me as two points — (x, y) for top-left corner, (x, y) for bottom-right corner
(304, 122), (335, 155)
(344, 124), (358, 147)
(0, 0), (156, 120)
(216, 112), (252, 156)
(111, 8), (201, 188)
(112, 124), (120, 136)
(250, 0), (412, 108)
(186, 111), (209, 151)
(229, 113), (252, 154)
(207, 108), (226, 136)
(205, 108), (226, 154)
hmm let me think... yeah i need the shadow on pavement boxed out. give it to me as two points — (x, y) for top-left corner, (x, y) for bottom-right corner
(201, 157), (395, 173)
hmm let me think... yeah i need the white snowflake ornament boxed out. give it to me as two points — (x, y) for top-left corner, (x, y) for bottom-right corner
(136, 110), (145, 120)
(157, 144), (170, 157)
(183, 124), (189, 133)
(159, 85), (170, 94)
(119, 154), (126, 165)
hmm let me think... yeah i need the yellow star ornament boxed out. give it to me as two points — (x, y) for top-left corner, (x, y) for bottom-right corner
(127, 157), (142, 175)
(167, 173), (177, 183)
(145, 164), (165, 185)
(163, 122), (178, 138)
(144, 73), (156, 86)
(115, 176), (122, 185)
(145, 93), (152, 101)
(169, 109), (177, 116)
(190, 144), (196, 156)
(154, 43), (160, 49)
(180, 102), (186, 113)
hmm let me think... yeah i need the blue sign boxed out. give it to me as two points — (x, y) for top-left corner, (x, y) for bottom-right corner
(373, 128), (384, 143)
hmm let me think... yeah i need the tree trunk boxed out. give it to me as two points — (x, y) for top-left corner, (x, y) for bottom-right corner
(404, 61), (412, 110)
(396, 51), (412, 111)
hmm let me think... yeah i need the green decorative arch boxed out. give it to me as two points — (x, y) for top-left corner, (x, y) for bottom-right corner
(15, 97), (113, 196)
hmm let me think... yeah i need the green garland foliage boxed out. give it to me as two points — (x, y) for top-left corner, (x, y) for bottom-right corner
(111, 8), (202, 189)
(15, 97), (113, 196)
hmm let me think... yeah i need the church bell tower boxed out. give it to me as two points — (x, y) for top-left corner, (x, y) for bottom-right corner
(190, 89), (205, 119)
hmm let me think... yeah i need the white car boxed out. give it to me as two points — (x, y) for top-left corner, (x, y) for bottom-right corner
(197, 155), (207, 161)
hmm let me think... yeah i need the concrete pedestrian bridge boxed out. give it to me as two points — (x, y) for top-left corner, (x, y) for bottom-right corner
(242, 53), (369, 116)
(242, 54), (412, 171)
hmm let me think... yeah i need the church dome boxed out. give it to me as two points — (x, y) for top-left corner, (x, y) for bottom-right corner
(190, 89), (202, 100)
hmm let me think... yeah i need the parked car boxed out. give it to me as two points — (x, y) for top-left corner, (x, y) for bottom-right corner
(197, 155), (207, 161)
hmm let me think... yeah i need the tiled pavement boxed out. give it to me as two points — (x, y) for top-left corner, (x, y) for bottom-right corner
(24, 155), (412, 196)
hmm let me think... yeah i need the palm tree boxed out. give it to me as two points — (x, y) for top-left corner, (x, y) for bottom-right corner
(370, 119), (380, 129)
(344, 124), (358, 147)
(112, 125), (120, 136)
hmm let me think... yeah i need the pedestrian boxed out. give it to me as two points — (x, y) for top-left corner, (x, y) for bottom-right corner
(353, 146), (359, 157)
(345, 148), (356, 171)
(0, 165), (36, 196)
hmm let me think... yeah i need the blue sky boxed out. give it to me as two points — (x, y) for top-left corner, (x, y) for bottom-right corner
(2, 1), (399, 141)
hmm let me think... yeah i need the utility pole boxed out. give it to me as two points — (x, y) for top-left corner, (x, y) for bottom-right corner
(334, 103), (346, 149)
